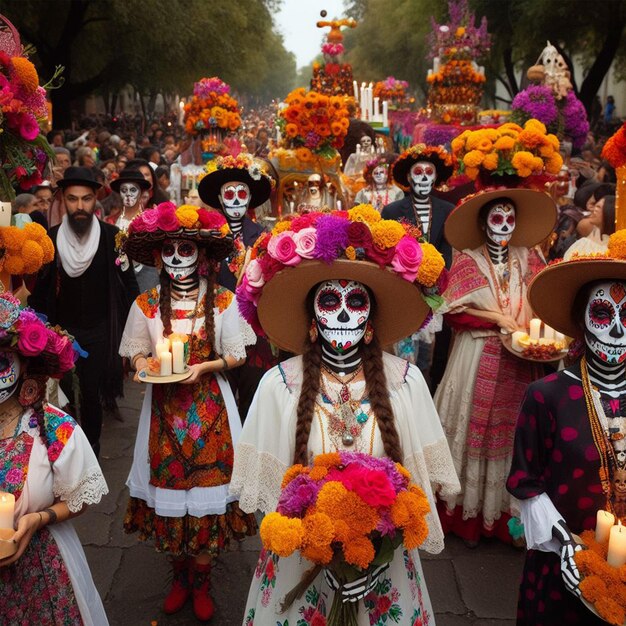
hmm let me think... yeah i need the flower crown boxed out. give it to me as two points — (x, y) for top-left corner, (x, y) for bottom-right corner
(202, 154), (274, 187)
(236, 206), (447, 334)
(397, 144), (454, 168)
(0, 292), (83, 378)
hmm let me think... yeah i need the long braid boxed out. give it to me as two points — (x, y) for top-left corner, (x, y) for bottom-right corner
(159, 269), (173, 336)
(362, 337), (403, 462)
(203, 264), (217, 359)
(293, 338), (322, 465)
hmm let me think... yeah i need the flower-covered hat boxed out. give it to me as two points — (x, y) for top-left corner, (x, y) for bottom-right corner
(236, 205), (447, 353)
(197, 154), (273, 210)
(122, 201), (233, 267)
(444, 187), (557, 251)
(391, 144), (455, 191)
(528, 231), (626, 339)
(0, 291), (82, 378)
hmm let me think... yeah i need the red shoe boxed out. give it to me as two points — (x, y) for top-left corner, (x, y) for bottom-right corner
(163, 558), (191, 614)
(192, 562), (215, 621)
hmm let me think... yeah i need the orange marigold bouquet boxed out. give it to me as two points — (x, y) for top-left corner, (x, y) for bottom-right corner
(602, 122), (626, 169)
(277, 88), (350, 160)
(451, 119), (563, 184)
(183, 77), (241, 136)
(259, 451), (430, 626)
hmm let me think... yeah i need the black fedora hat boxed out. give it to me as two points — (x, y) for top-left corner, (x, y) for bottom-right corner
(110, 169), (152, 193)
(56, 166), (102, 190)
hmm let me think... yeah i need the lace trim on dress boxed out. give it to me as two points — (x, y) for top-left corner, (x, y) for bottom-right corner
(119, 335), (152, 359)
(216, 319), (257, 361)
(54, 466), (109, 513)
(230, 443), (287, 514)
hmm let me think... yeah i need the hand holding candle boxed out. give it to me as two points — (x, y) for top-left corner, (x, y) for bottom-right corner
(0, 492), (15, 529)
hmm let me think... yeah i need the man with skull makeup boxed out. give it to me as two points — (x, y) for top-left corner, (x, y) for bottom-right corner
(29, 167), (139, 458)
(354, 154), (404, 213)
(119, 201), (257, 620)
(505, 243), (626, 625)
(434, 188), (556, 547)
(199, 155), (276, 422)
(231, 209), (460, 624)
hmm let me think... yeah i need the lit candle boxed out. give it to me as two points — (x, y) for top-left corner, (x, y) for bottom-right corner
(596, 509), (615, 543)
(0, 492), (15, 529)
(382, 101), (389, 128)
(511, 331), (525, 352)
(336, 200), (342, 211)
(160, 351), (173, 377)
(543, 324), (555, 341)
(529, 318), (541, 342)
(608, 520), (626, 567)
(171, 338), (185, 374)
(353, 80), (359, 102)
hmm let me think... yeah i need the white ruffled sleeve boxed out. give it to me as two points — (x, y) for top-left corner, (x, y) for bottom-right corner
(390, 357), (461, 554)
(519, 493), (564, 554)
(51, 420), (109, 513)
(215, 294), (257, 361)
(230, 364), (297, 513)
(119, 299), (152, 359)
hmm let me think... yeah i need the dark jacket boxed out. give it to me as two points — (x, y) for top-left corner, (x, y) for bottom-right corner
(382, 195), (455, 268)
(218, 216), (265, 292)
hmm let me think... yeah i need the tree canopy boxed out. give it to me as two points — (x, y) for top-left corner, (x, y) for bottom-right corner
(1, 0), (296, 126)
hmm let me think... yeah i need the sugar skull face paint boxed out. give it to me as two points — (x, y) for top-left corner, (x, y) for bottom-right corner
(219, 182), (250, 220)
(585, 281), (626, 364)
(313, 280), (371, 353)
(409, 161), (436, 197)
(485, 200), (516, 247)
(372, 165), (389, 186)
(119, 182), (141, 208)
(161, 238), (199, 282)
(0, 351), (20, 403)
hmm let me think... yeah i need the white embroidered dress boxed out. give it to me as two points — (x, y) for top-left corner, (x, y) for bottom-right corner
(231, 353), (460, 626)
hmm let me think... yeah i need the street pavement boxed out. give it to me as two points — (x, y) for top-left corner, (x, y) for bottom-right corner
(73, 382), (524, 626)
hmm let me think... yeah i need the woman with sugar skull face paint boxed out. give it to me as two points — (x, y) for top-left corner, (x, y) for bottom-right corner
(354, 154), (404, 213)
(119, 201), (258, 620)
(506, 241), (626, 625)
(434, 188), (557, 547)
(231, 209), (460, 625)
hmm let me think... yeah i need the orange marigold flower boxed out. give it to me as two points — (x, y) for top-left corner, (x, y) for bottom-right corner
(343, 535), (376, 569)
(176, 205), (199, 228)
(349, 203), (381, 225)
(11, 56), (39, 94)
(272, 221), (292, 236)
(281, 464), (308, 489)
(295, 147), (313, 163)
(333, 519), (355, 544)
(302, 543), (334, 565)
(464, 166), (479, 180)
(546, 133), (560, 150)
(524, 118), (547, 134)
(21, 240), (44, 275)
(403, 520), (429, 550)
(302, 512), (335, 550)
(482, 152), (499, 170)
(519, 129), (545, 150)
(463, 150), (485, 168)
(579, 575), (609, 603)
(371, 220), (406, 249)
(494, 136), (515, 151)
(417, 242), (445, 287)
(395, 463), (412, 483)
(309, 465), (328, 480)
(609, 230), (626, 260)
(595, 596), (626, 626)
(313, 452), (341, 468)
(3, 254), (24, 275)
(259, 512), (303, 557)
(345, 246), (357, 261)
(285, 123), (298, 138)
(546, 153), (564, 175)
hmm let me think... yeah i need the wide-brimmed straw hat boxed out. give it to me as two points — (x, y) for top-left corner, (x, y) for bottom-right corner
(391, 144), (455, 191)
(445, 188), (557, 251)
(528, 234), (626, 338)
(123, 201), (233, 266)
(198, 154), (272, 209)
(236, 205), (447, 354)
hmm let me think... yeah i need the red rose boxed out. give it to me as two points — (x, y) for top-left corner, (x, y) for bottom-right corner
(366, 243), (395, 266)
(197, 209), (226, 230)
(58, 339), (77, 373)
(311, 612), (326, 626)
(156, 206), (180, 232)
(377, 596), (392, 614)
(258, 254), (284, 281)
(347, 221), (373, 249)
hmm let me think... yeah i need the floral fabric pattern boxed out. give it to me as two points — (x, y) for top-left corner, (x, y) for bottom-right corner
(0, 431), (33, 500)
(137, 285), (233, 320)
(0, 527), (83, 624)
(254, 548), (280, 607)
(43, 404), (77, 463)
(364, 577), (403, 625)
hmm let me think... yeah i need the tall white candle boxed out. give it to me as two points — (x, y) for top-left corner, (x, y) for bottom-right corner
(353, 80), (359, 102)
(433, 56), (440, 73)
(382, 101), (389, 128)
(368, 88), (374, 121)
(171, 339), (185, 374)
(596, 509), (615, 543)
(336, 200), (342, 211)
(360, 87), (366, 118)
(160, 351), (173, 377)
(529, 318), (541, 341)
(0, 492), (15, 529)
(608, 520), (626, 567)
(543, 324), (555, 341)
(156, 338), (170, 360)
(374, 97), (380, 120)
(511, 331), (525, 352)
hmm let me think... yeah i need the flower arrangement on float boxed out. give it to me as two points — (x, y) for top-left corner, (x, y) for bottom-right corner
(373, 77), (410, 104)
(276, 88), (350, 162)
(183, 77), (241, 136)
(236, 205), (446, 336)
(0, 33), (58, 198)
(450, 119), (563, 183)
(601, 122), (626, 231)
(259, 451), (430, 626)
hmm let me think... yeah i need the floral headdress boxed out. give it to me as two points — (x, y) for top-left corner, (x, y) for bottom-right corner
(183, 76), (241, 136)
(391, 144), (456, 191)
(197, 154), (273, 211)
(363, 154), (395, 185)
(236, 205), (447, 352)
(121, 201), (233, 268)
(0, 291), (83, 379)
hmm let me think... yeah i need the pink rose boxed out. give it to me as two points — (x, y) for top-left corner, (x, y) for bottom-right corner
(240, 274), (261, 305)
(137, 208), (159, 233)
(293, 227), (317, 259)
(156, 205), (180, 232)
(17, 320), (48, 356)
(391, 236), (423, 282)
(197, 209), (227, 230)
(19, 113), (40, 141)
(45, 329), (68, 355)
(267, 231), (301, 266)
(245, 259), (265, 289)
(58, 340), (77, 373)
(258, 254), (284, 281)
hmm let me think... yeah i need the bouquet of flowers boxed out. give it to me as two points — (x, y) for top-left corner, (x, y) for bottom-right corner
(0, 221), (54, 275)
(183, 77), (241, 136)
(373, 77), (409, 103)
(277, 88), (350, 159)
(602, 122), (626, 169)
(0, 40), (56, 199)
(451, 119), (563, 184)
(510, 85), (589, 150)
(259, 451), (430, 626)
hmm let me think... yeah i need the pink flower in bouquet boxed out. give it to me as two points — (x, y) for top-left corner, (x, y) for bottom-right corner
(17, 320), (48, 356)
(366, 243), (395, 267)
(18, 170), (42, 190)
(46, 329), (68, 355)
(391, 236), (423, 282)
(293, 227), (317, 259)
(267, 231), (301, 266)
(137, 209), (160, 232)
(156, 204), (180, 232)
(19, 113), (40, 141)
(58, 339), (77, 372)
(327, 464), (397, 507)
(258, 254), (284, 282)
(290, 213), (320, 232)
(239, 275), (261, 305)
(197, 209), (227, 230)
(245, 260), (265, 290)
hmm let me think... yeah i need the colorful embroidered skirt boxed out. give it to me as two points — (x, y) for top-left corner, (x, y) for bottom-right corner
(124, 497), (257, 557)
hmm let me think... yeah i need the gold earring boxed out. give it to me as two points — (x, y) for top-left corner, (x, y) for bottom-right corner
(364, 321), (374, 345)
(309, 320), (318, 343)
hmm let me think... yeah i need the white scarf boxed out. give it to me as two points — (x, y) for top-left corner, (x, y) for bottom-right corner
(56, 214), (101, 278)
